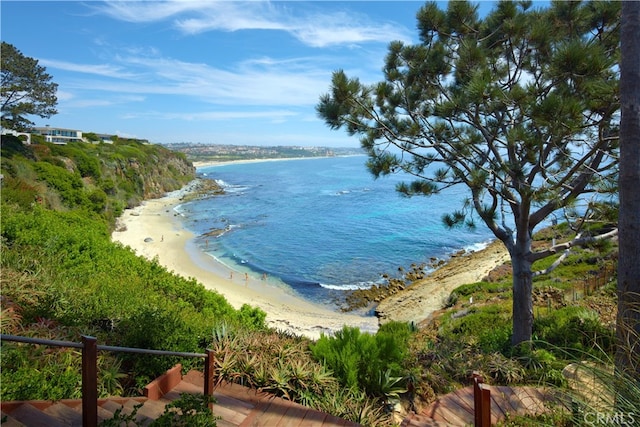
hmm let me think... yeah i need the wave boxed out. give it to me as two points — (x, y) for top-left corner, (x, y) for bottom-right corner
(325, 187), (373, 197)
(173, 204), (187, 217)
(215, 179), (249, 194)
(462, 239), (495, 253)
(319, 280), (380, 291)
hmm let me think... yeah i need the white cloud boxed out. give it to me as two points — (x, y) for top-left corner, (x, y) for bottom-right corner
(88, 0), (210, 23)
(290, 10), (411, 48)
(53, 51), (334, 107)
(121, 109), (298, 121)
(40, 59), (139, 79)
(55, 89), (75, 102)
(92, 0), (412, 48)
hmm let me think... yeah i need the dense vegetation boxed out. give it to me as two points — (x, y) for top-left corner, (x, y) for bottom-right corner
(0, 135), (264, 393)
(1, 135), (632, 426)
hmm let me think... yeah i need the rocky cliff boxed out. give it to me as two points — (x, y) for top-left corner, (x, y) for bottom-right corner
(0, 135), (196, 222)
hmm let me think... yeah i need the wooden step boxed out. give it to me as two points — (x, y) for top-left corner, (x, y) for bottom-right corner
(6, 403), (66, 427)
(135, 399), (170, 422)
(401, 413), (452, 427)
(87, 403), (118, 424)
(43, 403), (82, 427)
(210, 403), (250, 426)
(0, 410), (26, 427)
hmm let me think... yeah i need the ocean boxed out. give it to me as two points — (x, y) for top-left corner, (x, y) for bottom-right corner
(177, 156), (495, 309)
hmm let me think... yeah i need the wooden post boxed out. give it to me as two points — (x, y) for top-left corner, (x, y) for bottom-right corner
(82, 335), (98, 427)
(473, 373), (491, 427)
(204, 349), (215, 396)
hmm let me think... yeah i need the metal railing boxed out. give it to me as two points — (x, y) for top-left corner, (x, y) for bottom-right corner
(0, 334), (215, 427)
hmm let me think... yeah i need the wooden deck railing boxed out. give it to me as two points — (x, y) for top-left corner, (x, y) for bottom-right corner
(473, 372), (491, 427)
(0, 334), (215, 427)
(3, 334), (496, 427)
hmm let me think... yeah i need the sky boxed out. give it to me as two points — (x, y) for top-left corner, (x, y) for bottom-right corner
(2, 1), (495, 147)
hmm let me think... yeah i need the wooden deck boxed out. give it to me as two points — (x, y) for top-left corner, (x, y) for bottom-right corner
(1, 370), (360, 427)
(181, 370), (360, 427)
(402, 384), (562, 427)
(1, 367), (562, 427)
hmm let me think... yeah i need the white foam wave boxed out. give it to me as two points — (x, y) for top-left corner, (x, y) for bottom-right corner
(214, 179), (248, 192)
(463, 239), (494, 253)
(319, 281), (378, 291)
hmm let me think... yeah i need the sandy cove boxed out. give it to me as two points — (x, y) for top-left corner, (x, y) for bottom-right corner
(111, 182), (510, 340)
(111, 189), (378, 340)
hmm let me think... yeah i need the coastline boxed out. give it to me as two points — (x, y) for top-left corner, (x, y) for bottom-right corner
(111, 172), (511, 339)
(375, 240), (510, 324)
(192, 154), (365, 169)
(111, 183), (378, 340)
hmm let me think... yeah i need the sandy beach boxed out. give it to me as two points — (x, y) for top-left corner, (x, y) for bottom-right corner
(111, 179), (510, 339)
(111, 185), (378, 340)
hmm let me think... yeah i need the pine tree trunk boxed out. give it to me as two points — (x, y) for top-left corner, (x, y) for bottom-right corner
(510, 246), (534, 346)
(616, 0), (640, 381)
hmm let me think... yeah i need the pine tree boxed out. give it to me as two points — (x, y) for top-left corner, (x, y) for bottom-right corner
(1, 42), (58, 131)
(317, 1), (620, 345)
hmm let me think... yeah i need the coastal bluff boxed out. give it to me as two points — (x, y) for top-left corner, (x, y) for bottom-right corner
(376, 240), (510, 325)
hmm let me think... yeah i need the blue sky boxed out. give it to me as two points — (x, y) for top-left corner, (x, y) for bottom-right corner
(2, 1), (494, 147)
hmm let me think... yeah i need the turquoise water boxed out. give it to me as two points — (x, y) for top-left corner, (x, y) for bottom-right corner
(177, 156), (494, 308)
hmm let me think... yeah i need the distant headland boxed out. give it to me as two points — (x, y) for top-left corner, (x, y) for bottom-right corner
(163, 142), (363, 163)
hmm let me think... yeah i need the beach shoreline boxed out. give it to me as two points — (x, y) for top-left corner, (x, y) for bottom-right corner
(111, 183), (379, 340)
(111, 174), (510, 339)
(192, 154), (365, 169)
(375, 240), (510, 324)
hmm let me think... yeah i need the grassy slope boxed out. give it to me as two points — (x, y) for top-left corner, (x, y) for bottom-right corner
(0, 135), (266, 396)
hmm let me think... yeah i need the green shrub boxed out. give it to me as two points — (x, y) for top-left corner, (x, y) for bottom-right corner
(454, 282), (483, 296)
(1, 343), (82, 401)
(51, 143), (102, 179)
(442, 304), (512, 354)
(33, 161), (88, 208)
(533, 307), (614, 357)
(310, 322), (414, 396)
(236, 304), (267, 330)
(1, 134), (36, 159)
(88, 188), (108, 213)
(477, 323), (512, 354)
(0, 175), (40, 208)
(1, 204), (266, 394)
(452, 281), (510, 298)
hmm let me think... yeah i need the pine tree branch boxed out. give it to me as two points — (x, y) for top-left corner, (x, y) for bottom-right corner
(531, 228), (618, 267)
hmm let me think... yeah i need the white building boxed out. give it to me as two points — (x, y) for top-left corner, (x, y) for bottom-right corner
(31, 126), (83, 144)
(1, 128), (32, 144)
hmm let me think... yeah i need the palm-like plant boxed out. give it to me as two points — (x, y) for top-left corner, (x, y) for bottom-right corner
(376, 369), (407, 407)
